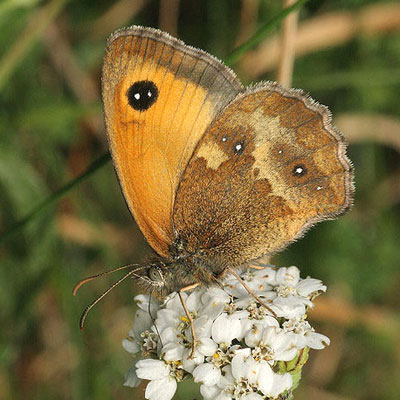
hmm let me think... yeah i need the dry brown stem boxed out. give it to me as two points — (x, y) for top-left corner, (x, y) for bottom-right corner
(44, 24), (99, 105)
(159, 0), (180, 36)
(235, 0), (259, 47)
(277, 0), (299, 87)
(336, 113), (400, 209)
(43, 23), (104, 137)
(89, 0), (149, 39)
(335, 113), (400, 154)
(241, 3), (400, 79)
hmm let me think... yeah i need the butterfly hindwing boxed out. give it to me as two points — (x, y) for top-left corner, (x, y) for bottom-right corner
(173, 82), (353, 266)
(102, 26), (243, 257)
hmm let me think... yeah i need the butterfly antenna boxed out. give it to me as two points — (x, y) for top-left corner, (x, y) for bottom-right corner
(148, 291), (163, 349)
(77, 268), (140, 329)
(73, 263), (140, 296)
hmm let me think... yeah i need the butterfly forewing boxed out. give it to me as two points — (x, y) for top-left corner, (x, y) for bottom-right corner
(102, 26), (243, 257)
(173, 82), (353, 266)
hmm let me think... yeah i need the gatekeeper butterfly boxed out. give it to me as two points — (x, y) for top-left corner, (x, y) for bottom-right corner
(75, 26), (353, 342)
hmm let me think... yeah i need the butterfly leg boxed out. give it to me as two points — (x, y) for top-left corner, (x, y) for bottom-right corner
(178, 283), (200, 359)
(248, 258), (273, 270)
(248, 265), (265, 270)
(225, 266), (277, 318)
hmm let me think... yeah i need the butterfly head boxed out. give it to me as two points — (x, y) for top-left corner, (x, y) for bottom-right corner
(133, 261), (170, 298)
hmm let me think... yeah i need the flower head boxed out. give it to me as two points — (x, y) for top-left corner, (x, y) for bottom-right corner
(123, 265), (329, 400)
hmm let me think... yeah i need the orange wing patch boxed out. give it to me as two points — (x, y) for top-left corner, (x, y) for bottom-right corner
(102, 26), (243, 257)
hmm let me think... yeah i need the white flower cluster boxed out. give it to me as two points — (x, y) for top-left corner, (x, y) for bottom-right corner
(123, 265), (329, 400)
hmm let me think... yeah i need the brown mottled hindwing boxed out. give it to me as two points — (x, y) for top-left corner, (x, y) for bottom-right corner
(173, 82), (353, 267)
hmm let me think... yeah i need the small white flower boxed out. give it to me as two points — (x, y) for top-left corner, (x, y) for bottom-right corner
(135, 358), (184, 400)
(123, 308), (158, 357)
(157, 291), (215, 360)
(283, 318), (330, 349)
(123, 265), (329, 400)
(231, 353), (275, 397)
(246, 325), (299, 364)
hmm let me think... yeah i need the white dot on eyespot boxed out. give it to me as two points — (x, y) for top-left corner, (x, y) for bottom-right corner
(317, 186), (322, 191)
(147, 90), (152, 97)
(295, 167), (303, 174)
(134, 93), (140, 100)
(278, 150), (283, 154)
(235, 143), (242, 151)
(222, 136), (227, 142)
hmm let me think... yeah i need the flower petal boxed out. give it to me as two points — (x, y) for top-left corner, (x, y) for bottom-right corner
(182, 348), (204, 373)
(217, 365), (235, 389)
(212, 314), (241, 344)
(134, 295), (160, 316)
(215, 392), (233, 400)
(136, 359), (169, 380)
(193, 363), (221, 386)
(200, 384), (221, 400)
(162, 341), (185, 361)
(297, 278), (326, 297)
(305, 331), (330, 349)
(122, 337), (140, 354)
(269, 372), (292, 398)
(242, 393), (264, 400)
(164, 292), (185, 311)
(198, 338), (218, 356)
(193, 316), (213, 339)
(231, 353), (247, 379)
(257, 362), (274, 395)
(186, 290), (203, 312)
(145, 376), (177, 400)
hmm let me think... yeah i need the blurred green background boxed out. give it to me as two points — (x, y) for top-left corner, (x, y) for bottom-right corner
(1, 0), (400, 399)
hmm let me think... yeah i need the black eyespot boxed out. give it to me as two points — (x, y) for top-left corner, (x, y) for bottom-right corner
(292, 164), (307, 177)
(233, 141), (245, 155)
(126, 80), (158, 111)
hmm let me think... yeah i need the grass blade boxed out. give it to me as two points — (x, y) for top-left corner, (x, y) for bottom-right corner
(0, 152), (111, 245)
(225, 0), (308, 66)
